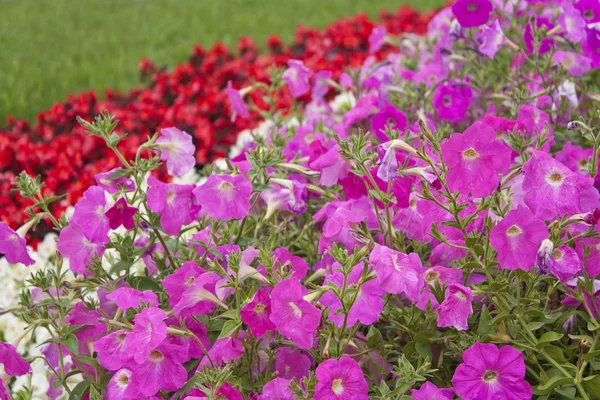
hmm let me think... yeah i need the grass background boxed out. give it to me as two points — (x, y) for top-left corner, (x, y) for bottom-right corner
(0, 0), (443, 123)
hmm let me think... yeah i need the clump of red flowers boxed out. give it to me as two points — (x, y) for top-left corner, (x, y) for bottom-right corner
(0, 6), (436, 238)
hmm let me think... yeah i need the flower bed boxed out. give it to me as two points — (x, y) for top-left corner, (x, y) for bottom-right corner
(0, 6), (436, 239)
(3, 0), (600, 399)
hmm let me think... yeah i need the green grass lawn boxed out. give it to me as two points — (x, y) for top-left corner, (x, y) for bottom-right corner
(0, 0), (444, 123)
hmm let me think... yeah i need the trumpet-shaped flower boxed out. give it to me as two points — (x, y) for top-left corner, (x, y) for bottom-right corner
(57, 224), (106, 275)
(105, 197), (137, 230)
(314, 356), (368, 400)
(452, 0), (493, 28)
(370, 244), (424, 302)
(241, 289), (276, 337)
(436, 283), (473, 331)
(193, 174), (252, 220)
(124, 307), (168, 363)
(0, 221), (35, 266)
(155, 127), (196, 177)
(147, 176), (194, 235)
(283, 60), (313, 98)
(71, 186), (110, 243)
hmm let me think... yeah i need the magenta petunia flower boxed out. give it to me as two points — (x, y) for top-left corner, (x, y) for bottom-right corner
(163, 260), (206, 309)
(490, 205), (549, 271)
(105, 197), (137, 230)
(261, 178), (307, 217)
(155, 127), (196, 177)
(441, 121), (512, 198)
(452, 0), (493, 28)
(451, 343), (532, 400)
(0, 221), (34, 266)
(146, 176), (194, 235)
(272, 247), (310, 280)
(309, 144), (350, 187)
(371, 103), (408, 142)
(93, 330), (129, 371)
(536, 241), (583, 283)
(193, 174), (252, 220)
(270, 278), (322, 349)
(436, 283), (473, 331)
(258, 378), (295, 400)
(106, 287), (159, 310)
(199, 335), (244, 368)
(57, 224), (106, 275)
(552, 51), (593, 77)
(126, 343), (188, 397)
(412, 382), (454, 400)
(226, 80), (250, 121)
(558, 2), (587, 43)
(0, 342), (31, 376)
(320, 263), (385, 328)
(432, 82), (472, 122)
(368, 26), (387, 53)
(107, 369), (134, 400)
(524, 18), (555, 54)
(478, 19), (505, 58)
(172, 272), (223, 316)
(314, 356), (368, 400)
(370, 244), (425, 302)
(276, 347), (312, 381)
(95, 167), (135, 194)
(283, 59), (313, 98)
(416, 266), (463, 311)
(241, 289), (276, 337)
(167, 316), (210, 361)
(574, 0), (600, 23)
(124, 307), (168, 363)
(522, 152), (589, 220)
(71, 186), (110, 243)
(313, 70), (332, 99)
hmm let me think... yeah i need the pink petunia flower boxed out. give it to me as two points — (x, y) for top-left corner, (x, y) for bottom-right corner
(451, 343), (532, 400)
(155, 127), (196, 177)
(57, 224), (106, 275)
(226, 80), (250, 121)
(272, 247), (310, 280)
(105, 197), (137, 230)
(106, 287), (159, 310)
(270, 278), (322, 349)
(283, 59), (313, 98)
(368, 26), (387, 53)
(309, 145), (350, 187)
(166, 316), (211, 361)
(199, 335), (244, 368)
(162, 260), (206, 308)
(146, 176), (194, 235)
(193, 174), (252, 220)
(95, 167), (135, 194)
(126, 343), (188, 397)
(124, 307), (168, 363)
(552, 51), (593, 77)
(441, 121), (512, 198)
(558, 2), (587, 43)
(370, 244), (424, 302)
(320, 263), (385, 328)
(477, 19), (506, 59)
(0, 342), (31, 376)
(574, 0), (600, 23)
(371, 103), (408, 142)
(107, 369), (136, 400)
(172, 272), (224, 316)
(276, 347), (312, 381)
(258, 378), (295, 400)
(416, 266), (464, 311)
(436, 283), (473, 331)
(93, 330), (130, 371)
(187, 383), (244, 400)
(0, 221), (35, 266)
(490, 205), (549, 271)
(241, 289), (276, 337)
(536, 240), (583, 283)
(314, 356), (368, 400)
(524, 17), (554, 54)
(71, 186), (110, 243)
(312, 70), (333, 99)
(452, 0), (493, 28)
(432, 82), (472, 122)
(412, 382), (454, 400)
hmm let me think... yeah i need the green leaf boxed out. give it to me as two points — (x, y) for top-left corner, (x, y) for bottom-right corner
(109, 169), (131, 180)
(533, 376), (574, 394)
(252, 183), (272, 192)
(478, 305), (494, 336)
(61, 334), (79, 356)
(366, 326), (382, 348)
(526, 321), (546, 331)
(538, 331), (564, 344)
(413, 331), (433, 344)
(220, 309), (241, 320)
(133, 277), (162, 292)
(583, 375), (600, 398)
(218, 320), (241, 339)
(89, 386), (102, 400)
(69, 380), (92, 400)
(540, 345), (566, 363)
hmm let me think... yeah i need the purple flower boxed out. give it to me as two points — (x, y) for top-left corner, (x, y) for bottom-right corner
(416, 266), (463, 311)
(57, 224), (106, 275)
(558, 2), (587, 43)
(199, 336), (244, 368)
(436, 283), (473, 331)
(451, 343), (532, 400)
(106, 287), (159, 310)
(93, 330), (129, 371)
(536, 241), (583, 283)
(241, 289), (276, 337)
(524, 18), (555, 54)
(432, 82), (472, 122)
(163, 260), (206, 308)
(107, 369), (135, 400)
(412, 382), (454, 400)
(258, 378), (295, 400)
(126, 344), (188, 397)
(155, 127), (195, 177)
(270, 278), (322, 349)
(552, 51), (592, 77)
(0, 221), (34, 266)
(71, 186), (110, 243)
(490, 205), (549, 271)
(193, 174), (252, 220)
(452, 0), (493, 28)
(146, 176), (194, 235)
(0, 342), (31, 376)
(172, 272), (223, 316)
(273, 247), (310, 280)
(369, 26), (387, 53)
(312, 70), (332, 99)
(309, 145), (350, 187)
(371, 103), (408, 142)
(276, 347), (311, 381)
(124, 307), (168, 363)
(226, 80), (250, 121)
(370, 244), (424, 302)
(283, 59), (313, 98)
(314, 356), (368, 400)
(574, 0), (600, 23)
(441, 121), (512, 198)
(478, 19), (505, 58)
(95, 168), (135, 194)
(105, 197), (137, 230)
